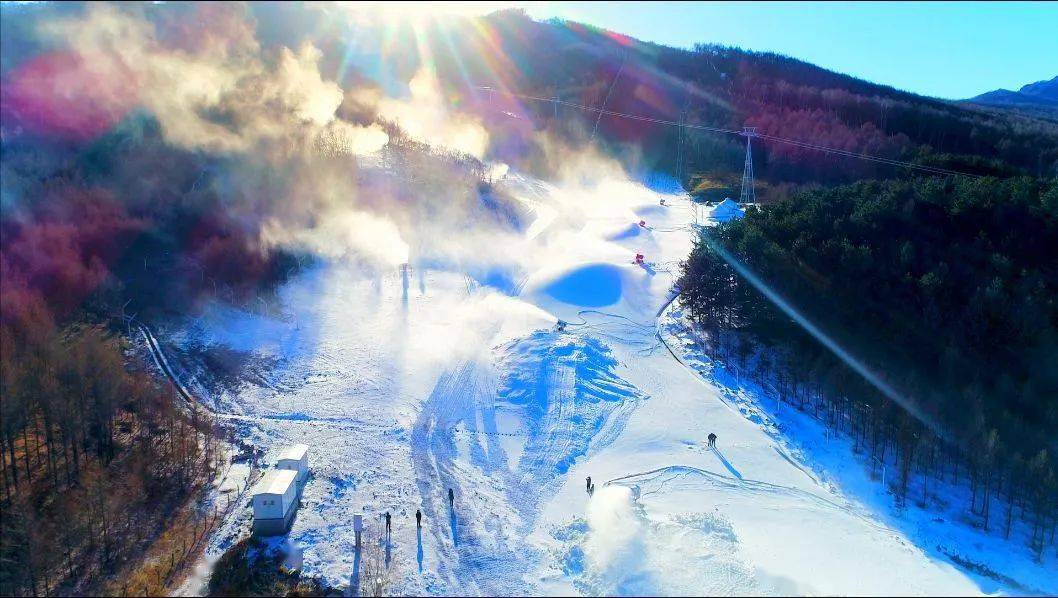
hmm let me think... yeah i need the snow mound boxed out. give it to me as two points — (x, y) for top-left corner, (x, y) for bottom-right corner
(605, 222), (646, 241)
(632, 204), (667, 218)
(526, 263), (630, 309)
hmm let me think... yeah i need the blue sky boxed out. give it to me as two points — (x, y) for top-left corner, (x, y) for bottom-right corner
(518, 2), (1058, 99)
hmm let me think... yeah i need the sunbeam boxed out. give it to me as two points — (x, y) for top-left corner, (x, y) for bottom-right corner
(698, 233), (948, 441)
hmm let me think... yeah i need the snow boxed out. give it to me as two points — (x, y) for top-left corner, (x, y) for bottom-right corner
(158, 170), (1055, 596)
(604, 221), (647, 241)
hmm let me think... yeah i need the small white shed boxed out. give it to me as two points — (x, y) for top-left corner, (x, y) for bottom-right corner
(276, 444), (310, 484)
(252, 469), (299, 535)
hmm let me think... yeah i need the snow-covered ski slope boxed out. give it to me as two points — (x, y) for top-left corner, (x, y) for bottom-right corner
(163, 172), (1054, 596)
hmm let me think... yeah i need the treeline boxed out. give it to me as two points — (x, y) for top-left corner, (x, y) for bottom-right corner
(677, 176), (1058, 556)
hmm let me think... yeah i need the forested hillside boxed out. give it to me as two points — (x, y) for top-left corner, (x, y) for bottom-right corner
(678, 177), (1058, 554)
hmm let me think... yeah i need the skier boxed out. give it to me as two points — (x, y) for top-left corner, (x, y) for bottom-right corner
(585, 476), (592, 493)
(385, 511), (392, 535)
(708, 432), (717, 448)
(448, 487), (454, 506)
(416, 509), (422, 528)
(588, 482), (595, 497)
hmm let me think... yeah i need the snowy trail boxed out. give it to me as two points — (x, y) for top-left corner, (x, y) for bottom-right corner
(604, 464), (891, 533)
(410, 359), (524, 594)
(154, 174), (1050, 595)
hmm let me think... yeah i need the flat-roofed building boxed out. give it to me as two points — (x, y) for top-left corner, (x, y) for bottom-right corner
(252, 468), (299, 536)
(276, 444), (310, 485)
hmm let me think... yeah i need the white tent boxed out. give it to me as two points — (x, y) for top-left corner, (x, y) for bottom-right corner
(708, 198), (745, 222)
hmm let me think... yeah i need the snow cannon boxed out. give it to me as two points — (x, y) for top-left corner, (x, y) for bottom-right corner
(659, 198), (666, 206)
(638, 220), (647, 228)
(635, 253), (645, 264)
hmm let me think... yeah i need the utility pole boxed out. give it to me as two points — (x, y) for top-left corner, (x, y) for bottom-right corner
(739, 126), (758, 205)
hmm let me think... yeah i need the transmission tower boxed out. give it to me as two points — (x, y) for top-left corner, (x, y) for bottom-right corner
(739, 126), (758, 204)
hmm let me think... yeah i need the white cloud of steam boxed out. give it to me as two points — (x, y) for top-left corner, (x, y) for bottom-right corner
(584, 485), (654, 593)
(315, 120), (390, 157)
(25, 3), (634, 278)
(531, 130), (633, 187)
(372, 69), (490, 159)
(260, 210), (409, 268)
(40, 4), (379, 156)
(274, 45), (343, 127)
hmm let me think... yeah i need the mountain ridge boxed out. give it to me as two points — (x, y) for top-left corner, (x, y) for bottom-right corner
(967, 76), (1058, 109)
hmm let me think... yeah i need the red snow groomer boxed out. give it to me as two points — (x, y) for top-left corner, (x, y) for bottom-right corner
(635, 253), (645, 264)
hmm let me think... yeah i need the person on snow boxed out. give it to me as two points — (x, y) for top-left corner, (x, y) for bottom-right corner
(586, 476), (592, 493)
(588, 482), (595, 497)
(708, 432), (717, 448)
(448, 487), (455, 506)
(385, 511), (392, 535)
(416, 509), (422, 528)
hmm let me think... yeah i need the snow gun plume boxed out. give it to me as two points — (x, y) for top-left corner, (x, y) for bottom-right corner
(3, 2), (653, 276)
(4, 3), (511, 271)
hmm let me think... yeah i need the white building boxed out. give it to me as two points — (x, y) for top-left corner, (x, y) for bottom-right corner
(252, 468), (299, 536)
(708, 198), (746, 223)
(276, 444), (310, 484)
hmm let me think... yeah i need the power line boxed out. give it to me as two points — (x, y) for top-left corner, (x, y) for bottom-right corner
(477, 87), (742, 136)
(475, 86), (982, 179)
(754, 132), (981, 178)
(592, 53), (627, 143)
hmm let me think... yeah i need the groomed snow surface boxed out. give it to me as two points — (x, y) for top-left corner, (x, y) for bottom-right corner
(161, 173), (1055, 596)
